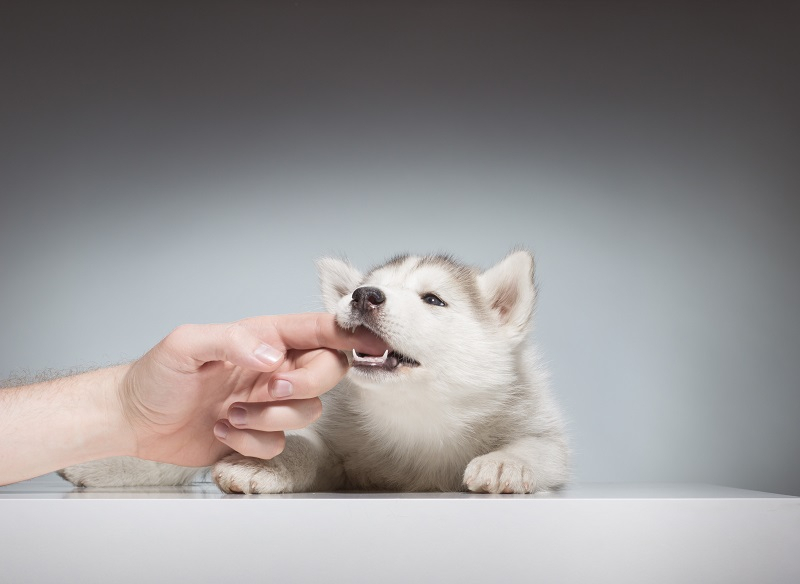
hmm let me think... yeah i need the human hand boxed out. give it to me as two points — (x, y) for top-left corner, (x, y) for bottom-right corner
(118, 313), (386, 467)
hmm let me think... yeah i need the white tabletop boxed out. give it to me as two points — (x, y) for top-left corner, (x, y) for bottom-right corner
(2, 474), (797, 584)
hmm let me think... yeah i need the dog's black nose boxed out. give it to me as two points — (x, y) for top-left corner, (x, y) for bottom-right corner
(352, 286), (385, 309)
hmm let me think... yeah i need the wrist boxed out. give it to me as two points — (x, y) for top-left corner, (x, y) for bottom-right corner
(47, 364), (137, 465)
(90, 364), (137, 459)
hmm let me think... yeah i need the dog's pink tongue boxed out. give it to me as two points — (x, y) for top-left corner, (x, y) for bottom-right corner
(351, 327), (389, 357)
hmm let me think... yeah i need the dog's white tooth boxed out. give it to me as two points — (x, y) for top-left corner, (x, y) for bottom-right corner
(352, 348), (358, 360)
(381, 349), (389, 359)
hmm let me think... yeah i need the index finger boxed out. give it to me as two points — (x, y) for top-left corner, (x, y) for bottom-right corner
(245, 313), (388, 356)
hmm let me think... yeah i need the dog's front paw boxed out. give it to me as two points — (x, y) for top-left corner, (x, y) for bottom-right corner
(212, 454), (299, 494)
(463, 452), (537, 494)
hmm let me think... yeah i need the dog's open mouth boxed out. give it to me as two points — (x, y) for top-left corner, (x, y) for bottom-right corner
(352, 349), (421, 371)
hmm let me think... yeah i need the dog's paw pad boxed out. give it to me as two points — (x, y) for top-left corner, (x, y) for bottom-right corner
(212, 454), (294, 494)
(463, 452), (537, 494)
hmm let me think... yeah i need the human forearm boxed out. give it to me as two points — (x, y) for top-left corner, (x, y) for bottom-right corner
(0, 365), (135, 485)
(1, 315), (386, 487)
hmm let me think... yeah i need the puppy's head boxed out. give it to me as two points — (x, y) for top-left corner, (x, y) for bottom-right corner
(317, 251), (537, 390)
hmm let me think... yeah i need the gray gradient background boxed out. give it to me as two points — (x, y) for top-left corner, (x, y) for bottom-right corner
(1, 1), (798, 495)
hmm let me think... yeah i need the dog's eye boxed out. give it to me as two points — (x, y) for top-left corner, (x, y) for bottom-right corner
(421, 293), (446, 307)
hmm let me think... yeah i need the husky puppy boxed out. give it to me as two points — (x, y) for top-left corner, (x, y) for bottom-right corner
(61, 251), (569, 494)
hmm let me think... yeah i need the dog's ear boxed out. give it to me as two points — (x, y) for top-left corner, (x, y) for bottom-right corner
(477, 250), (536, 342)
(316, 257), (363, 313)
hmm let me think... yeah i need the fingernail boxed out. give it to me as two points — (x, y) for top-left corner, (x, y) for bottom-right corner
(213, 421), (229, 439)
(270, 379), (293, 398)
(229, 406), (247, 426)
(254, 343), (282, 365)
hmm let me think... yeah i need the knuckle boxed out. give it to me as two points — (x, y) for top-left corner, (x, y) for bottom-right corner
(237, 316), (256, 328)
(313, 315), (325, 347)
(304, 368), (320, 393)
(227, 434), (254, 458)
(169, 323), (192, 340)
(223, 321), (247, 342)
(236, 444), (258, 458)
(233, 430), (286, 460)
(163, 323), (195, 350)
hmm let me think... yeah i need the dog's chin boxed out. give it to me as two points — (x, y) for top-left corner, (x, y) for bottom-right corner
(347, 363), (421, 387)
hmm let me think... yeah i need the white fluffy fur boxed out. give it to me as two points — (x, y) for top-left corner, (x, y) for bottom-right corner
(62, 251), (570, 494)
